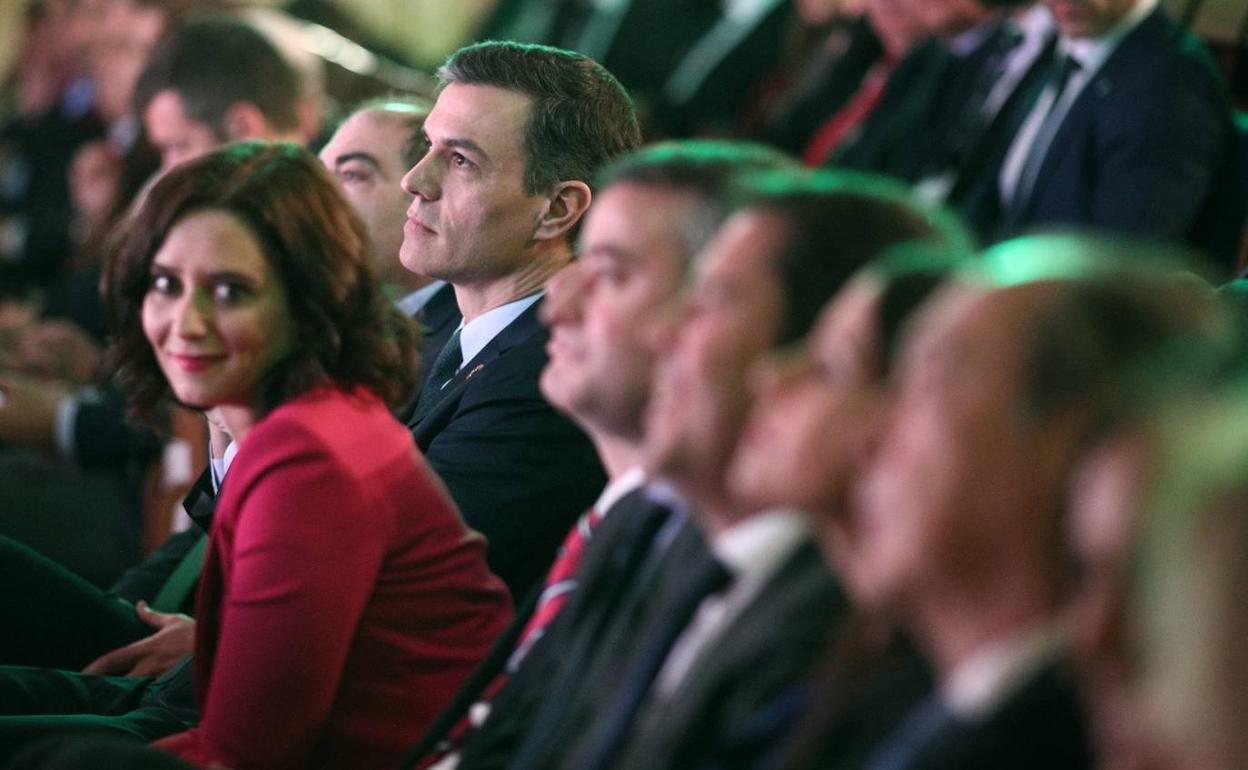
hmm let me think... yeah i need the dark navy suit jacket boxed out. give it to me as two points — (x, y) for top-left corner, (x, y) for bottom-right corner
(985, 9), (1230, 244)
(408, 300), (606, 598)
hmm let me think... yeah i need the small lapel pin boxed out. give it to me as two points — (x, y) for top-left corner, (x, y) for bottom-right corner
(465, 363), (486, 381)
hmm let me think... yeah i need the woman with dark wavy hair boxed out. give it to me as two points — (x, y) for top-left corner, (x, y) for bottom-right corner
(104, 141), (512, 769)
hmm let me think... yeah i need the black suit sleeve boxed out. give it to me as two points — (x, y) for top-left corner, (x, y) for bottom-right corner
(71, 393), (163, 471)
(1088, 55), (1227, 239)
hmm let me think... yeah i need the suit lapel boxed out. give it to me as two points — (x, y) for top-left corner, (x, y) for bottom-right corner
(408, 299), (547, 442)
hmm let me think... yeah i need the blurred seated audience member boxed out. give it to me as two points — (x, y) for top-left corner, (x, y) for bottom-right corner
(0, 142), (514, 767)
(649, 0), (794, 137)
(396, 41), (637, 597)
(972, 0), (1230, 249)
(133, 13), (308, 175)
(317, 96), (461, 381)
(769, 0), (925, 165)
(480, 0), (786, 138)
(466, 170), (964, 770)
(407, 139), (797, 769)
(477, 0), (718, 121)
(840, 235), (1229, 770)
(0, 0), (106, 290)
(915, 1), (1055, 207)
(830, 0), (1022, 177)
(721, 247), (964, 770)
(0, 0), (228, 294)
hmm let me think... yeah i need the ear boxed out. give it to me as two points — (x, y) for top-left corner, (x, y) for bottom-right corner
(222, 102), (273, 142)
(534, 181), (592, 243)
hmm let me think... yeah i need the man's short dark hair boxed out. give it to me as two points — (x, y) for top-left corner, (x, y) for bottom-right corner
(438, 40), (641, 195)
(593, 140), (799, 263)
(134, 14), (301, 138)
(731, 169), (971, 345)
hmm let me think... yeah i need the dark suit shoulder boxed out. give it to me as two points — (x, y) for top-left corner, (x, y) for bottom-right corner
(916, 662), (1093, 770)
(413, 300), (607, 597)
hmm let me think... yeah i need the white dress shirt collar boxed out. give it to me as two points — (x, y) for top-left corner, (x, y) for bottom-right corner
(940, 621), (1069, 720)
(594, 466), (648, 517)
(651, 508), (812, 698)
(711, 507), (810, 583)
(455, 292), (543, 369)
(1059, 0), (1157, 74)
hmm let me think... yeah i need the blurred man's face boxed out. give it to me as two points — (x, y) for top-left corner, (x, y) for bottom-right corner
(541, 182), (698, 440)
(730, 275), (884, 521)
(320, 109), (421, 286)
(643, 209), (785, 506)
(847, 283), (1058, 609)
(1045, 0), (1139, 38)
(143, 89), (219, 173)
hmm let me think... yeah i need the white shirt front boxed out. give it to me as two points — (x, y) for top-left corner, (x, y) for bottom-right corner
(940, 621), (1069, 720)
(651, 507), (812, 699)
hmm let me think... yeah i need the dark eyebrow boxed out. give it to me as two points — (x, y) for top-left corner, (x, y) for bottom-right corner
(443, 138), (487, 158)
(332, 151), (382, 171)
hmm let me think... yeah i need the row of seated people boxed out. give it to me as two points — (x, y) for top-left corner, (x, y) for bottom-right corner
(1, 21), (1247, 770)
(478, 0), (1246, 272)
(0, 0), (1241, 574)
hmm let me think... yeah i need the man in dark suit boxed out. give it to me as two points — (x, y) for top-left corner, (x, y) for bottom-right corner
(397, 41), (639, 597)
(404, 140), (797, 769)
(470, 171), (963, 770)
(980, 0), (1229, 244)
(841, 237), (1219, 769)
(833, 0), (1007, 180)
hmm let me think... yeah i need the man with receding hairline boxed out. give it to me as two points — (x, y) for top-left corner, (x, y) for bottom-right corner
(318, 97), (461, 381)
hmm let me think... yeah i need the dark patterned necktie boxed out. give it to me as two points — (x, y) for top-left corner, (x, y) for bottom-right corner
(411, 327), (462, 423)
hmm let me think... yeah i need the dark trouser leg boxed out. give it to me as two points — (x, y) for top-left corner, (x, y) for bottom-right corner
(0, 666), (187, 761)
(0, 536), (148, 669)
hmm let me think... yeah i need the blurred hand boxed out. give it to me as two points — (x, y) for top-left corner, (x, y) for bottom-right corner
(82, 601), (196, 678)
(0, 300), (38, 369)
(14, 319), (103, 385)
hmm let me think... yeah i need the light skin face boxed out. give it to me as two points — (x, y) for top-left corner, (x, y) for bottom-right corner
(541, 183), (698, 441)
(143, 89), (220, 173)
(901, 0), (990, 38)
(142, 209), (295, 442)
(867, 0), (925, 58)
(1045, 0), (1139, 38)
(400, 82), (586, 320)
(848, 283), (1063, 611)
(730, 275), (883, 525)
(643, 209), (786, 516)
(319, 108), (424, 289)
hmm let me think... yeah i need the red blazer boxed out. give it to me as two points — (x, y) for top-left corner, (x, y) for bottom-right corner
(154, 387), (512, 769)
